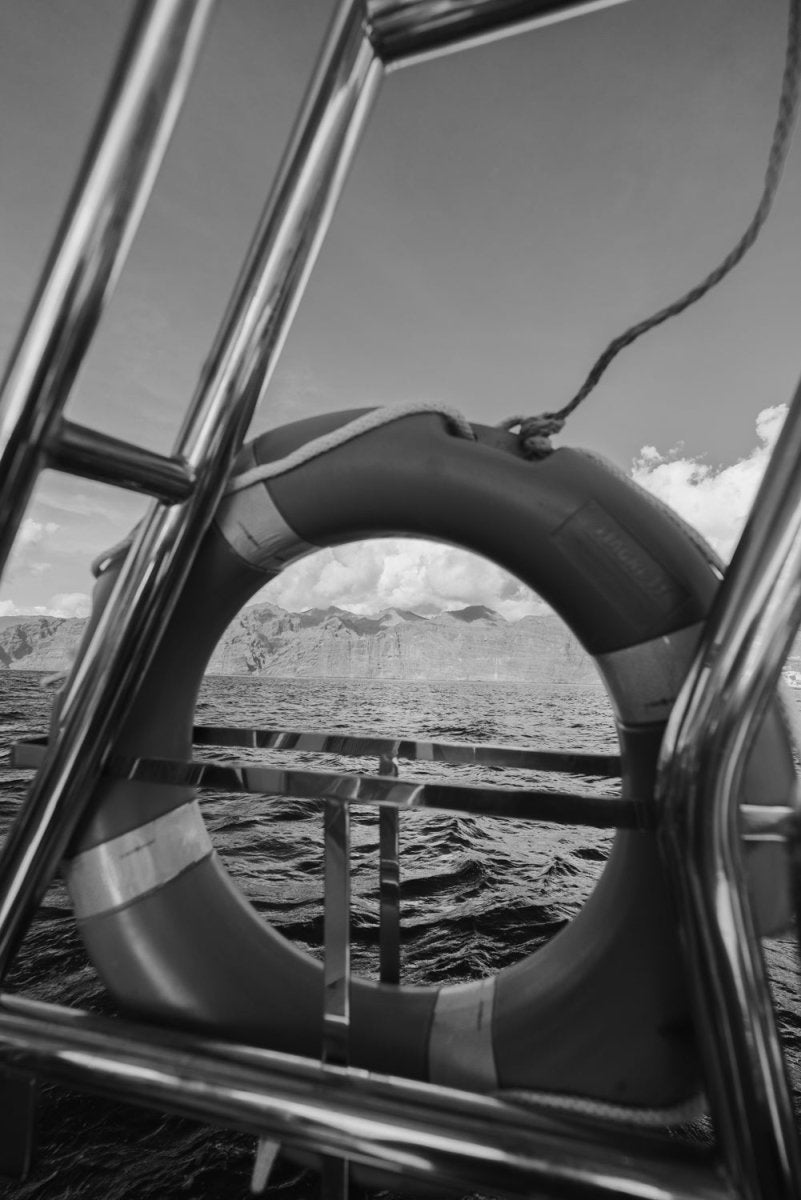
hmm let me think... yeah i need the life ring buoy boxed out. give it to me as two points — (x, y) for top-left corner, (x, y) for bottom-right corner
(64, 409), (794, 1110)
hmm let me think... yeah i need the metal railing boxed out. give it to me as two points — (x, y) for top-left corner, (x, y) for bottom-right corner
(2, 2), (801, 1199)
(5, 721), (713, 1199)
(10, 725), (629, 993)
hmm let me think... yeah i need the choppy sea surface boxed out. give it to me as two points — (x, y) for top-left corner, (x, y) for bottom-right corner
(0, 669), (800, 1199)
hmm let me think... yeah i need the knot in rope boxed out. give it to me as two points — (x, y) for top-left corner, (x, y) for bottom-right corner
(499, 413), (566, 459)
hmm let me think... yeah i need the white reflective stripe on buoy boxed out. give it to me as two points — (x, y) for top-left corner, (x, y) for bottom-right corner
(214, 475), (313, 574)
(63, 801), (213, 920)
(428, 978), (498, 1090)
(595, 622), (704, 725)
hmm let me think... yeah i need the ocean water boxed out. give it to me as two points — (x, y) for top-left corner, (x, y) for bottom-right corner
(0, 669), (799, 1199)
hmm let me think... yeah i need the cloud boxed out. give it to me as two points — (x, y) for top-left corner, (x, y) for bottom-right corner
(35, 480), (144, 524)
(0, 592), (90, 619)
(2, 517), (61, 589)
(17, 517), (59, 548)
(1, 477), (144, 611)
(0, 599), (48, 618)
(4, 408), (782, 622)
(259, 405), (787, 617)
(258, 538), (545, 620)
(0, 600), (27, 617)
(47, 592), (91, 618)
(631, 405), (787, 560)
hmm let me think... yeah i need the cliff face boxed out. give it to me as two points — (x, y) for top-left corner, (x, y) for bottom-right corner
(0, 616), (86, 672)
(0, 602), (602, 685)
(205, 602), (602, 684)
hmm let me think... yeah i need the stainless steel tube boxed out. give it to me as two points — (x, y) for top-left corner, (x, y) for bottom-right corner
(379, 807), (401, 984)
(8, 746), (636, 828)
(366, 0), (635, 67)
(323, 800), (352, 1067)
(0, 0), (213, 573)
(322, 798), (353, 1200)
(378, 747), (402, 985)
(0, 994), (729, 1200)
(46, 419), (195, 503)
(174, 0), (383, 470)
(0, 0), (383, 977)
(658, 377), (801, 1200)
(191, 723), (621, 776)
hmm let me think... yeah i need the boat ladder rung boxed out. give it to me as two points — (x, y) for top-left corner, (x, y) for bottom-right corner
(46, 418), (195, 503)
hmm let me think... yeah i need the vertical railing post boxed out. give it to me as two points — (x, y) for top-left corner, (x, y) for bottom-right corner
(659, 375), (801, 1200)
(378, 744), (401, 985)
(323, 799), (352, 1068)
(322, 798), (352, 1199)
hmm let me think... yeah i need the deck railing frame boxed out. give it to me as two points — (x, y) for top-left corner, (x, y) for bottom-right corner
(2, 2), (801, 1198)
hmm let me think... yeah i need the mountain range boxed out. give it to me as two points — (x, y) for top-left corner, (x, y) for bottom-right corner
(5, 601), (801, 686)
(0, 602), (603, 686)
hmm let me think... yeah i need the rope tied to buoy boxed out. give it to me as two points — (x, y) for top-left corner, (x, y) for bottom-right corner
(497, 412), (566, 459)
(92, 1), (801, 594)
(502, 0), (801, 459)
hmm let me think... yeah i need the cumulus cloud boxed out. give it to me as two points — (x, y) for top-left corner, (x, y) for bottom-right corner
(260, 405), (787, 617)
(259, 538), (545, 620)
(631, 405), (787, 560)
(0, 599), (49, 618)
(1, 517), (61, 593)
(0, 600), (29, 617)
(17, 518), (59, 548)
(0, 592), (90, 619)
(36, 483), (143, 524)
(4, 409), (782, 622)
(47, 592), (91, 618)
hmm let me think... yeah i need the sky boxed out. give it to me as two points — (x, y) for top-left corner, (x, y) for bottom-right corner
(2, 0), (801, 620)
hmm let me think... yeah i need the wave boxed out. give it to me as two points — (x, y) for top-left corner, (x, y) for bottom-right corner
(1, 671), (800, 1198)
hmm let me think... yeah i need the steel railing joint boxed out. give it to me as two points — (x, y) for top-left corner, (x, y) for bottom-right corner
(46, 418), (196, 503)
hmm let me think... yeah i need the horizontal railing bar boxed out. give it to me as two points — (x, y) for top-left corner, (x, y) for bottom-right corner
(0, 994), (726, 1200)
(365, 0), (636, 68)
(8, 740), (635, 826)
(46, 419), (195, 503)
(110, 754), (639, 828)
(13, 740), (789, 839)
(192, 724), (622, 776)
